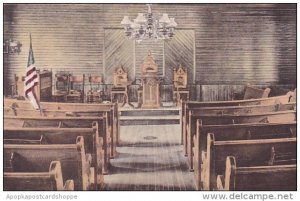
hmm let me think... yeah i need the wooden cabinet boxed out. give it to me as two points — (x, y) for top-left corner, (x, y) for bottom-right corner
(14, 70), (52, 102)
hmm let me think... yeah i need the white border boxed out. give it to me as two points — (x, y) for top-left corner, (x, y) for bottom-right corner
(1, 1), (299, 201)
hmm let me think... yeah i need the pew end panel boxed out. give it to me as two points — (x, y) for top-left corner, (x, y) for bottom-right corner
(203, 134), (296, 191)
(4, 161), (67, 191)
(219, 156), (297, 190)
(4, 136), (93, 190)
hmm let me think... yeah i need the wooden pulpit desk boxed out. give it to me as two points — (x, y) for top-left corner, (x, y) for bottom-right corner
(139, 51), (162, 108)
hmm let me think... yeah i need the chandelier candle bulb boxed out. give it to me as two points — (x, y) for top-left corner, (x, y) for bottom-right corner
(121, 4), (177, 42)
(121, 16), (132, 25)
(159, 14), (171, 24)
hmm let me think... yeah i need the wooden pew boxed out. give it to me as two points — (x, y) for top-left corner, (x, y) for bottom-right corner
(201, 135), (296, 190)
(4, 136), (93, 190)
(4, 106), (116, 159)
(4, 98), (119, 151)
(186, 109), (296, 158)
(4, 161), (74, 190)
(181, 91), (295, 145)
(183, 102), (296, 155)
(4, 135), (47, 144)
(192, 121), (296, 189)
(4, 98), (120, 149)
(190, 102), (295, 116)
(184, 102), (296, 166)
(243, 85), (270, 99)
(4, 116), (111, 175)
(216, 156), (296, 190)
(184, 102), (295, 155)
(4, 121), (104, 189)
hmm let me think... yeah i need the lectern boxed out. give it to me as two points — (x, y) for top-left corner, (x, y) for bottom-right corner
(139, 51), (161, 108)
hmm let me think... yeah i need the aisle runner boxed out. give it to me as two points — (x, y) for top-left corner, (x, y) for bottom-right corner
(104, 125), (196, 191)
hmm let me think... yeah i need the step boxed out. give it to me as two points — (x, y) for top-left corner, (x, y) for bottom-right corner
(120, 115), (180, 125)
(120, 109), (180, 116)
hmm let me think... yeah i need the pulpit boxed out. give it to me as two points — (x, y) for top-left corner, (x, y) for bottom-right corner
(111, 65), (131, 107)
(139, 51), (161, 108)
(173, 65), (189, 106)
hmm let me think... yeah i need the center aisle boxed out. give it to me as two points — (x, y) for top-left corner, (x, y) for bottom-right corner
(103, 125), (196, 191)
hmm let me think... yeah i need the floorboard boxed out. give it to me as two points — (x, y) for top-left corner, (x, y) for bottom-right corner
(103, 124), (196, 191)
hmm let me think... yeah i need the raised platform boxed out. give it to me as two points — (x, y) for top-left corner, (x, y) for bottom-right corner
(120, 107), (181, 126)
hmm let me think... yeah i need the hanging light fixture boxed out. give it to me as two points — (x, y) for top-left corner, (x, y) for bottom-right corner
(121, 4), (178, 43)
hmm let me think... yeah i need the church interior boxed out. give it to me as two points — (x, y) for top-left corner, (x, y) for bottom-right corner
(3, 3), (297, 191)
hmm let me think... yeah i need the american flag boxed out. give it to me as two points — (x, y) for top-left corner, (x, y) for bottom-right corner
(24, 34), (40, 110)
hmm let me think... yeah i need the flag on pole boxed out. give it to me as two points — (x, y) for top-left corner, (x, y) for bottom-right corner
(24, 34), (40, 110)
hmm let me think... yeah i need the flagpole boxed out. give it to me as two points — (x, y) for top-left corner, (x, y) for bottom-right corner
(31, 33), (43, 115)
(25, 33), (42, 114)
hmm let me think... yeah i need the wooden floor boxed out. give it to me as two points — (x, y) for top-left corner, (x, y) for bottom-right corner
(103, 125), (196, 191)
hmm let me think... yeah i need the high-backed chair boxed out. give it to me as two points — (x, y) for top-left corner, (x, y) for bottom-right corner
(52, 72), (69, 102)
(66, 74), (85, 103)
(87, 75), (104, 103)
(111, 65), (130, 106)
(173, 65), (189, 106)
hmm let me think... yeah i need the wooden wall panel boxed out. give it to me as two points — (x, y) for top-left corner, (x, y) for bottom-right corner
(104, 29), (134, 84)
(164, 30), (195, 85)
(194, 4), (296, 85)
(4, 3), (296, 100)
(4, 4), (104, 93)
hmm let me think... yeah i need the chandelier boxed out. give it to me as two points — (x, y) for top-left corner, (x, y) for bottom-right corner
(121, 4), (178, 43)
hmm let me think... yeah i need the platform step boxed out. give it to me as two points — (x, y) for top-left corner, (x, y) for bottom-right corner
(120, 109), (180, 116)
(120, 115), (180, 125)
(119, 107), (181, 125)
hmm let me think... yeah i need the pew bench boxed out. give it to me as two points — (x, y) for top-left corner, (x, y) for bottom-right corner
(4, 161), (74, 191)
(4, 136), (93, 190)
(183, 102), (296, 158)
(216, 156), (296, 191)
(4, 121), (104, 189)
(181, 91), (295, 145)
(4, 98), (120, 146)
(185, 109), (296, 158)
(4, 115), (113, 175)
(191, 121), (296, 178)
(4, 107), (117, 159)
(200, 134), (296, 190)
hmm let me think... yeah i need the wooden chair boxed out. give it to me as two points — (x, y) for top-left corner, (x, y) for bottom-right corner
(217, 156), (296, 190)
(14, 74), (25, 98)
(66, 74), (85, 103)
(52, 72), (69, 102)
(87, 75), (104, 103)
(173, 65), (189, 106)
(111, 65), (131, 107)
(4, 161), (74, 191)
